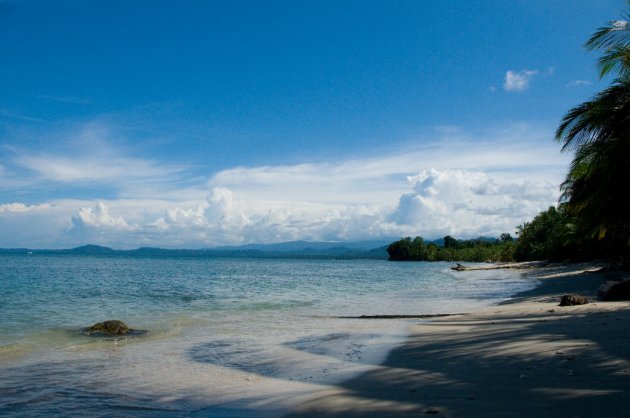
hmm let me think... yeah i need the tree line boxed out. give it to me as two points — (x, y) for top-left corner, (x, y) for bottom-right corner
(387, 205), (592, 262)
(387, 234), (516, 262)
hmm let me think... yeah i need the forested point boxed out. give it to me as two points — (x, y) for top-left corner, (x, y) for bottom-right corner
(387, 205), (612, 263)
(386, 234), (515, 263)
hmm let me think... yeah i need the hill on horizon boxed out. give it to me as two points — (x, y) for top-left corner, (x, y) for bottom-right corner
(0, 240), (394, 259)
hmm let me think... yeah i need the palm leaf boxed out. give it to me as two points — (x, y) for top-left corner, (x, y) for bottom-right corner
(585, 13), (630, 79)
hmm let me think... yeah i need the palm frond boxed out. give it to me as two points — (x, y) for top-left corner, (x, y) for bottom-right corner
(596, 47), (630, 78)
(585, 15), (630, 51)
(585, 14), (630, 79)
(555, 78), (630, 151)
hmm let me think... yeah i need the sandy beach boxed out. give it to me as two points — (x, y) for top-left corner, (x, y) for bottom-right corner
(285, 263), (630, 417)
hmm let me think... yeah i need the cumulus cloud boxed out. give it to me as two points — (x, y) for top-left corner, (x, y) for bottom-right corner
(387, 169), (558, 238)
(0, 123), (570, 248)
(504, 69), (538, 92)
(0, 202), (72, 248)
(71, 202), (130, 230)
(154, 187), (242, 229)
(61, 201), (139, 247)
(143, 167), (559, 245)
(205, 187), (236, 222)
(1, 164), (562, 248)
(164, 205), (207, 228)
(143, 188), (252, 246)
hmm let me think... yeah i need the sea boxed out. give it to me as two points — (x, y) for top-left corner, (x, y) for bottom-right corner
(0, 254), (537, 417)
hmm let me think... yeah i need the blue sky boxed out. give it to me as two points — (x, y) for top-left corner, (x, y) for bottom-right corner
(0, 0), (624, 248)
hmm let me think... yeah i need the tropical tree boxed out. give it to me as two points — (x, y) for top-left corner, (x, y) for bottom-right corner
(555, 7), (630, 258)
(585, 11), (630, 79)
(514, 206), (575, 261)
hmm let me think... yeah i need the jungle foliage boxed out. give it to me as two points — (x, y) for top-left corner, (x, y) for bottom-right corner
(387, 234), (516, 262)
(555, 6), (630, 262)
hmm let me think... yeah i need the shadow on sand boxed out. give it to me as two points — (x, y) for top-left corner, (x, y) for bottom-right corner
(284, 269), (630, 417)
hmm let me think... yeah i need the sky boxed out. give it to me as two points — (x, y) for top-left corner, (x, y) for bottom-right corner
(0, 0), (625, 249)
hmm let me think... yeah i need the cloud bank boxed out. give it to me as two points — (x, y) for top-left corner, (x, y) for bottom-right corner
(0, 134), (564, 248)
(0, 122), (569, 248)
(54, 165), (559, 249)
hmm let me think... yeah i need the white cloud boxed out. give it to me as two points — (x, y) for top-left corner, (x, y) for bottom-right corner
(128, 164), (560, 246)
(71, 202), (130, 230)
(14, 154), (179, 183)
(164, 205), (207, 228)
(205, 187), (236, 222)
(0, 202), (51, 213)
(0, 202), (72, 248)
(504, 69), (538, 92)
(386, 169), (557, 238)
(4, 122), (190, 197)
(565, 79), (592, 88)
(208, 126), (567, 211)
(0, 124), (570, 248)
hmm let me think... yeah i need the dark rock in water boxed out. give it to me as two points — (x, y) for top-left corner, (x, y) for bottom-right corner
(87, 320), (129, 335)
(598, 278), (630, 301)
(83, 320), (148, 337)
(559, 294), (589, 306)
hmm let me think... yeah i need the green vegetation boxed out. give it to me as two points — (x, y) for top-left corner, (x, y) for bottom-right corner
(555, 7), (630, 263)
(513, 205), (579, 261)
(387, 235), (516, 262)
(387, 206), (587, 262)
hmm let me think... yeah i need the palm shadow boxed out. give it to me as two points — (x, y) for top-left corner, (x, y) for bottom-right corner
(285, 303), (630, 417)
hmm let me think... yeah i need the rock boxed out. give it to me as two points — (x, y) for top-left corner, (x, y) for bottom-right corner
(559, 294), (589, 306)
(598, 278), (630, 301)
(83, 320), (147, 337)
(85, 320), (129, 335)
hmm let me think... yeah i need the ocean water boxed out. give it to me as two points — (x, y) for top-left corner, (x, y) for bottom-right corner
(0, 254), (536, 416)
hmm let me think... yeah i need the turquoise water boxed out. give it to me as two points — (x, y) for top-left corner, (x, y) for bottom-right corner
(0, 254), (535, 416)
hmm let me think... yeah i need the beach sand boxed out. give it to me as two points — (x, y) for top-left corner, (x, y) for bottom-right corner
(285, 263), (630, 417)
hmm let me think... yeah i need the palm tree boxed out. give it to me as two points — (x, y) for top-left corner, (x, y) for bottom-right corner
(586, 12), (630, 79)
(555, 7), (630, 254)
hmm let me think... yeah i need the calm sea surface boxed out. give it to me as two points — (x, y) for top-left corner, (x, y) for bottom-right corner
(0, 254), (536, 416)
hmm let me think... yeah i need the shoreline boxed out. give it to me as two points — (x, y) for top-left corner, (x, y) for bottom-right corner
(4, 260), (627, 417)
(285, 262), (630, 417)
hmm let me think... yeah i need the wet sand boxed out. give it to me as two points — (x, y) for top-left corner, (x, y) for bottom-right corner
(285, 263), (630, 417)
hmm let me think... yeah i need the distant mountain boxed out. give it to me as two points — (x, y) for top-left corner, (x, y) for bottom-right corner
(214, 239), (394, 252)
(204, 239), (391, 259)
(0, 240), (391, 260)
(64, 244), (116, 255)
